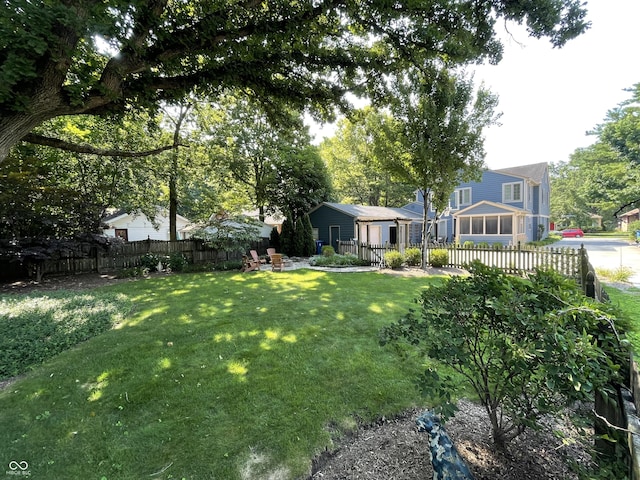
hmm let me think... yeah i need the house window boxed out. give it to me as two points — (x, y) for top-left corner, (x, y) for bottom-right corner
(472, 217), (484, 234)
(485, 216), (498, 235)
(500, 216), (512, 234)
(115, 229), (128, 241)
(459, 218), (470, 234)
(458, 215), (514, 236)
(457, 188), (472, 207)
(503, 182), (522, 203)
(312, 228), (319, 240)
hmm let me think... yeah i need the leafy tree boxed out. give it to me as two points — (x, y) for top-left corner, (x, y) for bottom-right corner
(320, 108), (415, 207)
(550, 84), (640, 229)
(0, 0), (589, 162)
(380, 66), (500, 267)
(203, 95), (331, 223)
(189, 215), (261, 254)
(0, 114), (166, 238)
(380, 262), (629, 448)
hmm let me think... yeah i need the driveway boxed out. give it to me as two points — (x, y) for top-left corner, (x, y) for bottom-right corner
(557, 236), (640, 287)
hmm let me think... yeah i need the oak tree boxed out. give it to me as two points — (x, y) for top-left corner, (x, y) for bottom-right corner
(0, 0), (589, 162)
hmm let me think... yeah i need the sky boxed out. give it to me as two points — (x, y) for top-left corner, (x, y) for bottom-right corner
(474, 0), (640, 169)
(309, 0), (640, 170)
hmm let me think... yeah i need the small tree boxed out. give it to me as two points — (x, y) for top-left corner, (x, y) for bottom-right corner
(293, 217), (305, 256)
(280, 218), (294, 256)
(302, 214), (316, 257)
(269, 227), (281, 250)
(380, 261), (629, 448)
(190, 216), (261, 254)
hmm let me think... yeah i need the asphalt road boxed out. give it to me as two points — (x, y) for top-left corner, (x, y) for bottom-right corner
(556, 236), (640, 287)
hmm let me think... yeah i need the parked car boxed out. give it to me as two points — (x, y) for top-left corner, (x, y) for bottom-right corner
(561, 228), (584, 238)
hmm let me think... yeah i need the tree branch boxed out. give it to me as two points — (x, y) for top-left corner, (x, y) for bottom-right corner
(23, 133), (185, 158)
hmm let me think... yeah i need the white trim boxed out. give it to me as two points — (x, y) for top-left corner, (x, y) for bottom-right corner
(502, 181), (523, 203)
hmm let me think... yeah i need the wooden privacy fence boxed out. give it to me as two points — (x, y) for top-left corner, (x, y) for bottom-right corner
(2, 239), (249, 281)
(338, 241), (583, 279)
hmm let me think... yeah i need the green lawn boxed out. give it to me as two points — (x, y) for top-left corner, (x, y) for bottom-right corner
(0, 270), (443, 480)
(606, 285), (640, 352)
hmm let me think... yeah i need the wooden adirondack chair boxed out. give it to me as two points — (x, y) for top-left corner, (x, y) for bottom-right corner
(242, 254), (260, 272)
(270, 253), (285, 271)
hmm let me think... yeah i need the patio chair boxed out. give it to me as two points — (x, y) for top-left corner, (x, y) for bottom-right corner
(242, 254), (260, 272)
(270, 253), (285, 272)
(250, 250), (266, 265)
(266, 248), (276, 262)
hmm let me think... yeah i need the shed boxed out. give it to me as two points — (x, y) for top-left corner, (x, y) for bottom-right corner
(308, 202), (421, 252)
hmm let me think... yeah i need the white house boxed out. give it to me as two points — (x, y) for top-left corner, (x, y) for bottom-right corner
(103, 209), (192, 241)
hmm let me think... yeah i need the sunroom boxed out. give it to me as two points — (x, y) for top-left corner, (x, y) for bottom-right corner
(453, 201), (529, 246)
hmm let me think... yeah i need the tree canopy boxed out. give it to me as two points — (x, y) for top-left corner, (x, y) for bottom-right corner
(550, 83), (640, 229)
(0, 0), (589, 162)
(320, 108), (416, 207)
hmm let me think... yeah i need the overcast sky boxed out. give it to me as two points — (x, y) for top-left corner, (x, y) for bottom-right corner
(310, 0), (640, 171)
(469, 0), (640, 169)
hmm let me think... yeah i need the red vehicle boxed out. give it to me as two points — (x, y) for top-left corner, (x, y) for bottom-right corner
(561, 228), (584, 238)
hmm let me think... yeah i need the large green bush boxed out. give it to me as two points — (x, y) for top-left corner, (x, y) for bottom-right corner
(404, 247), (422, 266)
(381, 261), (629, 448)
(384, 250), (403, 269)
(429, 249), (448, 268)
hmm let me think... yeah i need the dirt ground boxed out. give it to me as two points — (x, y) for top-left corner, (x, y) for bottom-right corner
(308, 399), (593, 480)
(2, 269), (596, 479)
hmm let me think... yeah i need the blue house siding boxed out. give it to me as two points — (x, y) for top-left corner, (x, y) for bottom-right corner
(308, 207), (355, 251)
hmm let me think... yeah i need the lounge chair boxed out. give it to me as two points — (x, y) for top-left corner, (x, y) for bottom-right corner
(266, 248), (276, 262)
(270, 253), (285, 272)
(250, 250), (266, 265)
(242, 254), (260, 272)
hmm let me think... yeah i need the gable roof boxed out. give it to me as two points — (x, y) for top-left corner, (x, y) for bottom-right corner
(313, 202), (421, 221)
(619, 208), (639, 218)
(453, 200), (529, 216)
(493, 162), (548, 184)
(103, 208), (190, 225)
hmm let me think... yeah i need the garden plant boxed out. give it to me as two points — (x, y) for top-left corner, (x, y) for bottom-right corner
(381, 261), (630, 448)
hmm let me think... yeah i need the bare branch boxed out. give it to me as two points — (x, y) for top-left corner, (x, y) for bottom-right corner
(22, 133), (185, 158)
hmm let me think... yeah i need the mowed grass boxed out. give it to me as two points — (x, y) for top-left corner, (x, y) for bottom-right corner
(0, 270), (442, 480)
(606, 285), (640, 352)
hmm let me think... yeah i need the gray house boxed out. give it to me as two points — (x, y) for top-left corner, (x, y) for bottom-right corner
(308, 202), (422, 252)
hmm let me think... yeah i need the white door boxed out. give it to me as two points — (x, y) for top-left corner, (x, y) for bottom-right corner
(369, 226), (381, 245)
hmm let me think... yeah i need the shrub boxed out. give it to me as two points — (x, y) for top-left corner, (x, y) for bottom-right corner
(476, 241), (490, 248)
(384, 250), (403, 269)
(183, 262), (215, 273)
(168, 252), (188, 272)
(492, 242), (503, 250)
(404, 247), (422, 266)
(309, 253), (369, 267)
(381, 261), (629, 448)
(462, 241), (474, 248)
(429, 249), (448, 268)
(321, 245), (335, 256)
(140, 252), (160, 271)
(213, 260), (243, 271)
(0, 292), (133, 379)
